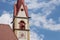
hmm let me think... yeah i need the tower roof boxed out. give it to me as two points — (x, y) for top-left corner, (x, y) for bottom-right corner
(14, 0), (28, 17)
(0, 24), (18, 40)
(17, 0), (24, 10)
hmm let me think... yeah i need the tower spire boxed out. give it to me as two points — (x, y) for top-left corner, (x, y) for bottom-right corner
(17, 0), (24, 9)
(14, 0), (29, 17)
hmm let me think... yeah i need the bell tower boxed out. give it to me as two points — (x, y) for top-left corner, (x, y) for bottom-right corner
(13, 0), (30, 40)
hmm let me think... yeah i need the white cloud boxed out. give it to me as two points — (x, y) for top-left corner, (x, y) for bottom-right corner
(0, 11), (13, 28)
(30, 13), (47, 27)
(30, 13), (60, 31)
(9, 1), (16, 5)
(47, 18), (56, 24)
(25, 0), (60, 9)
(25, 0), (60, 31)
(30, 31), (44, 40)
(39, 34), (44, 40)
(59, 17), (60, 22)
(25, 0), (60, 17)
(30, 31), (39, 40)
(43, 23), (60, 31)
(2, 0), (6, 2)
(1, 0), (16, 5)
(25, 0), (31, 3)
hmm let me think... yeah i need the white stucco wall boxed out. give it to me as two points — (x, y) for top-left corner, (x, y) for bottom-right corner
(14, 18), (29, 29)
(17, 5), (26, 17)
(15, 30), (29, 40)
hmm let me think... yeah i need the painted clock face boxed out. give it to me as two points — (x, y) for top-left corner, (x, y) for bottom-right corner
(19, 33), (24, 38)
(18, 32), (26, 39)
(15, 31), (28, 40)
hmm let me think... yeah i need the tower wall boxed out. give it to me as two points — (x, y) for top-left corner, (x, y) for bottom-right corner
(13, 0), (30, 40)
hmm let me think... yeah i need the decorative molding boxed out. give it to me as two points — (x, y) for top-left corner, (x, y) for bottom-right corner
(14, 16), (31, 19)
(14, 29), (30, 31)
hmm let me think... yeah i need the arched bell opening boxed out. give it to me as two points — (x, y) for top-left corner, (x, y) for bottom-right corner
(19, 20), (25, 30)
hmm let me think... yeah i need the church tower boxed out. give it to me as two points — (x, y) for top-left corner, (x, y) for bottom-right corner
(13, 0), (30, 40)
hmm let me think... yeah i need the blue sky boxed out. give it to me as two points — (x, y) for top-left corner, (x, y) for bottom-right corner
(0, 0), (60, 40)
